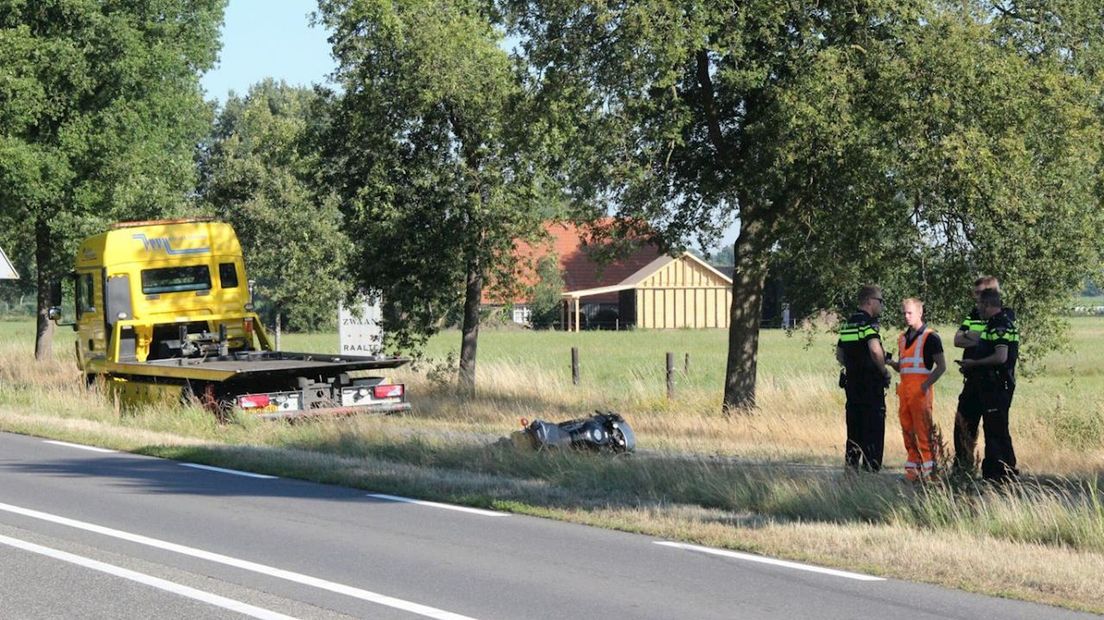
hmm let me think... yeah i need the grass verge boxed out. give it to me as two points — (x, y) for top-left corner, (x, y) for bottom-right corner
(1, 319), (1103, 612)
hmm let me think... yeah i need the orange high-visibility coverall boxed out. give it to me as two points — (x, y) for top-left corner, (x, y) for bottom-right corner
(897, 328), (936, 480)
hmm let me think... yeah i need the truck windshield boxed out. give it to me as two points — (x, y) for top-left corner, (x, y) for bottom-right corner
(141, 265), (211, 294)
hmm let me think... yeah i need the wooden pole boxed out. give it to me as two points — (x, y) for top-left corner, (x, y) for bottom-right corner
(666, 351), (675, 400)
(571, 346), (580, 386)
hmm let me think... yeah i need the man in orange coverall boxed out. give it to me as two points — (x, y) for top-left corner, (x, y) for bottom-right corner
(889, 298), (947, 481)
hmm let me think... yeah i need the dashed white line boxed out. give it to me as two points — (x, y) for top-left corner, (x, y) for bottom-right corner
(43, 440), (117, 453)
(0, 501), (479, 620)
(654, 541), (886, 582)
(0, 533), (297, 620)
(365, 493), (509, 517)
(180, 463), (278, 479)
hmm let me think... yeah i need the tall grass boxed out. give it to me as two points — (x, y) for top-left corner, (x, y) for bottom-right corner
(2, 318), (1104, 610)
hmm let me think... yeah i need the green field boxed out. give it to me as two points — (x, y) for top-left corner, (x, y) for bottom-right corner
(3, 317), (1102, 468)
(1, 318), (1103, 611)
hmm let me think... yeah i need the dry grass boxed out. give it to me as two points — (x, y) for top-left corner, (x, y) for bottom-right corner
(2, 319), (1103, 612)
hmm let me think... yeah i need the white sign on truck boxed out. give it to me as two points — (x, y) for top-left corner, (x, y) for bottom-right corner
(339, 296), (382, 355)
(0, 246), (17, 279)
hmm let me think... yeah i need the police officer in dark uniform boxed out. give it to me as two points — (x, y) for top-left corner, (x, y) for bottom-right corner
(836, 285), (890, 472)
(956, 288), (1019, 482)
(951, 277), (994, 474)
(952, 276), (1017, 476)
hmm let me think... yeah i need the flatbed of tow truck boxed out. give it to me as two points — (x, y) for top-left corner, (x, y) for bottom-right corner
(113, 351), (410, 380)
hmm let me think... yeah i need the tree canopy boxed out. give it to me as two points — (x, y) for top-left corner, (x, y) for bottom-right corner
(199, 79), (349, 332)
(504, 0), (1104, 409)
(315, 0), (550, 388)
(0, 0), (225, 358)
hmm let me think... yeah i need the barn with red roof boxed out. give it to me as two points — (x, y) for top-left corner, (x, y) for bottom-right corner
(485, 221), (733, 330)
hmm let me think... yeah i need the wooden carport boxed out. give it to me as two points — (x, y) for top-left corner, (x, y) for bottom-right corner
(561, 252), (733, 331)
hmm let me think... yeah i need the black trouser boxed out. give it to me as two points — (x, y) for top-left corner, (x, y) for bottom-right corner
(952, 379), (984, 473)
(845, 396), (886, 472)
(979, 380), (1017, 481)
(954, 377), (1017, 481)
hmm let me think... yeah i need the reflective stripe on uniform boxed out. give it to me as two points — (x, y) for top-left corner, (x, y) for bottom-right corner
(897, 328), (931, 376)
(961, 318), (985, 332)
(981, 330), (1019, 342)
(839, 323), (878, 343)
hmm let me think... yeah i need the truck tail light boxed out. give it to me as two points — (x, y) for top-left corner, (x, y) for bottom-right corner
(373, 384), (404, 399)
(238, 394), (270, 409)
(244, 317), (253, 335)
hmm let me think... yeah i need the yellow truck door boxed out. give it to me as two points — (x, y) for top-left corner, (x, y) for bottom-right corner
(104, 274), (136, 361)
(75, 270), (108, 364)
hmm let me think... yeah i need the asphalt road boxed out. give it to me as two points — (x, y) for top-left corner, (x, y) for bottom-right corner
(0, 431), (1094, 619)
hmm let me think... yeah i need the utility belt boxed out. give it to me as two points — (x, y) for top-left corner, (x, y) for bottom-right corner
(965, 368), (1013, 390)
(839, 368), (890, 391)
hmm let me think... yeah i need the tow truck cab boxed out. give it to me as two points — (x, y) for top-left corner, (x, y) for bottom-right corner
(53, 219), (263, 370)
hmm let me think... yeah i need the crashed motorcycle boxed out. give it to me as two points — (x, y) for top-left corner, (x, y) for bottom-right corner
(515, 411), (636, 454)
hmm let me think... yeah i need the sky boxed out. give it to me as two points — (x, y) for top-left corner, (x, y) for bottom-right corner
(201, 0), (334, 103)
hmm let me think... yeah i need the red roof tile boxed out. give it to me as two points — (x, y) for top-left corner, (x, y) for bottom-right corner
(484, 220), (664, 304)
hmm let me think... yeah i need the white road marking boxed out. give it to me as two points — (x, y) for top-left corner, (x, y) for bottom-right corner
(0, 501), (479, 620)
(180, 463), (278, 479)
(654, 541), (886, 582)
(366, 493), (510, 517)
(0, 533), (297, 620)
(43, 440), (117, 454)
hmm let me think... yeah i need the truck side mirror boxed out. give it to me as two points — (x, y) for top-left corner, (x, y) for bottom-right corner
(47, 304), (75, 328)
(48, 276), (76, 327)
(246, 279), (256, 311)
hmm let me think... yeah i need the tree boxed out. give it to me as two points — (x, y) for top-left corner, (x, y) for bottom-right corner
(504, 1), (1104, 410)
(528, 254), (564, 329)
(199, 79), (349, 332)
(773, 3), (1104, 363)
(315, 0), (547, 390)
(504, 0), (925, 409)
(0, 0), (224, 359)
(1084, 279), (1101, 298)
(705, 245), (735, 268)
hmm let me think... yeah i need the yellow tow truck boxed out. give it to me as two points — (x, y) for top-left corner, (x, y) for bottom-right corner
(49, 218), (410, 419)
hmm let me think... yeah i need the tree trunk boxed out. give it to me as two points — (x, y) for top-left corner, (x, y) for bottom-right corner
(722, 213), (771, 413)
(457, 254), (483, 393)
(34, 217), (54, 361)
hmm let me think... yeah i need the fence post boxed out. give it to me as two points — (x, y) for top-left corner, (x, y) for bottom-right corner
(571, 346), (580, 386)
(666, 351), (675, 400)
